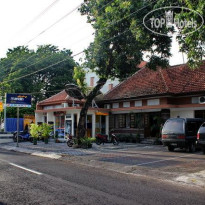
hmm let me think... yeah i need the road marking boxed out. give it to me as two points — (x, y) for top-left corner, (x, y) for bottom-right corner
(135, 154), (188, 166)
(9, 163), (43, 175)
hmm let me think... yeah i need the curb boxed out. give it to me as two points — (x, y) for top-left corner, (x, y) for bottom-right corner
(0, 145), (62, 159)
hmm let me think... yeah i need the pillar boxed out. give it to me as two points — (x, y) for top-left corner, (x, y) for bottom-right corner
(71, 113), (74, 136)
(105, 115), (109, 135)
(92, 114), (96, 138)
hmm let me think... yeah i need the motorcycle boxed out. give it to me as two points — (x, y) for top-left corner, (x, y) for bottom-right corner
(13, 131), (30, 142)
(96, 132), (119, 145)
(66, 134), (74, 147)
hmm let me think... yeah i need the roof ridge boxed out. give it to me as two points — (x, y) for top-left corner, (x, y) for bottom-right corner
(159, 68), (169, 92)
(39, 89), (66, 104)
(103, 66), (147, 97)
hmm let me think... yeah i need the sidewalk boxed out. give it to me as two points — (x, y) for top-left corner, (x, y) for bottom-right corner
(0, 133), (13, 139)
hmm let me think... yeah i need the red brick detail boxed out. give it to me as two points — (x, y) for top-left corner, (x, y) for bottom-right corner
(130, 101), (135, 107)
(142, 100), (147, 106)
(119, 102), (123, 108)
(160, 98), (168, 105)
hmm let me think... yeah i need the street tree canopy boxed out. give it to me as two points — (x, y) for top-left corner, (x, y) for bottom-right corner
(0, 45), (76, 103)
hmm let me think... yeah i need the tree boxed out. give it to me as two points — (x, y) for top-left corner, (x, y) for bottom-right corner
(153, 0), (205, 68)
(74, 0), (204, 139)
(0, 45), (77, 103)
(75, 0), (172, 139)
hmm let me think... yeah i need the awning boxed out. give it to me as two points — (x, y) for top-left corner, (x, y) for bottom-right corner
(96, 112), (109, 116)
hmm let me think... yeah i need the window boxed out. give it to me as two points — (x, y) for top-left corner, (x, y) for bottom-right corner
(108, 84), (113, 90)
(135, 101), (142, 107)
(187, 122), (198, 136)
(147, 99), (160, 106)
(130, 114), (135, 128)
(130, 113), (144, 128)
(90, 77), (94, 86)
(44, 115), (47, 123)
(113, 103), (119, 108)
(162, 118), (184, 134)
(123, 102), (130, 107)
(109, 115), (115, 129)
(118, 114), (126, 128)
(104, 104), (110, 109)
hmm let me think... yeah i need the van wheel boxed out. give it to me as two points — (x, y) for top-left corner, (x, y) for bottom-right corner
(188, 143), (196, 153)
(168, 145), (174, 152)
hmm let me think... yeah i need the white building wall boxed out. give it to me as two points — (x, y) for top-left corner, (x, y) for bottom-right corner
(35, 113), (44, 123)
(47, 112), (55, 123)
(85, 71), (119, 94)
(170, 110), (194, 118)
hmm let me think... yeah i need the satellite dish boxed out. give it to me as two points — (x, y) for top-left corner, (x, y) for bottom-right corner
(65, 84), (84, 100)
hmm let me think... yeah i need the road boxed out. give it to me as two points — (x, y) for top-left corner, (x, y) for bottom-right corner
(0, 148), (204, 205)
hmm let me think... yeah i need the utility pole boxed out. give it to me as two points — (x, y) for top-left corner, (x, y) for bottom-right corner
(4, 93), (6, 132)
(16, 107), (19, 147)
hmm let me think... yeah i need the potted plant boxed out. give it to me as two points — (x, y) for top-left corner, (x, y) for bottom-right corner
(30, 124), (40, 145)
(80, 137), (95, 149)
(40, 123), (52, 144)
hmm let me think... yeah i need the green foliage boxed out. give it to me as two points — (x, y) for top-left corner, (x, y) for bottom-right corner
(0, 45), (77, 103)
(80, 0), (172, 81)
(80, 0), (204, 79)
(152, 0), (205, 68)
(39, 123), (52, 139)
(79, 137), (95, 148)
(73, 66), (88, 94)
(3, 106), (35, 118)
(30, 124), (40, 138)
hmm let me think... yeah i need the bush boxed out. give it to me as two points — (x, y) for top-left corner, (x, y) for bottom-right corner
(79, 137), (95, 149)
(39, 123), (52, 140)
(30, 124), (40, 139)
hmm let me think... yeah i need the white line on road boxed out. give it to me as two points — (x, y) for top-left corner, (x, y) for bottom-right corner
(135, 154), (188, 166)
(9, 163), (43, 175)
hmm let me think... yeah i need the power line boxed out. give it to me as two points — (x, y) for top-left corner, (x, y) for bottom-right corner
(0, 1), (159, 85)
(0, 58), (68, 84)
(26, 3), (81, 45)
(57, 0), (157, 50)
(0, 0), (131, 72)
(20, 0), (61, 33)
(55, 0), (116, 43)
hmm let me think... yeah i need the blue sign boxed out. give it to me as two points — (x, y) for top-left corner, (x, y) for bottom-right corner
(6, 93), (32, 108)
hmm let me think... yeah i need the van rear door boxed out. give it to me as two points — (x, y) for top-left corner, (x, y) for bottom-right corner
(162, 118), (185, 140)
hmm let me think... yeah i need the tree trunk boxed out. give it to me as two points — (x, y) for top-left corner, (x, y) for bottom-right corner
(77, 77), (107, 140)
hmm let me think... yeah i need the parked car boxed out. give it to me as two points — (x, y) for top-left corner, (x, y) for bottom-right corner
(161, 118), (204, 152)
(197, 122), (205, 154)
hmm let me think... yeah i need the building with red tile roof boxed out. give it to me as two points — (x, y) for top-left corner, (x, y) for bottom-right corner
(100, 61), (205, 138)
(35, 90), (109, 138)
(35, 61), (205, 139)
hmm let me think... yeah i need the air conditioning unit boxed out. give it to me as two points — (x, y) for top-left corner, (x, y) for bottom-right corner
(199, 96), (205, 104)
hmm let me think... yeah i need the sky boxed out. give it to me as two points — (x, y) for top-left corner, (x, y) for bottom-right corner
(0, 0), (186, 65)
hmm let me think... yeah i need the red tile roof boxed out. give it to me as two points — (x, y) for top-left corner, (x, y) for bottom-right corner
(38, 90), (83, 105)
(103, 61), (205, 101)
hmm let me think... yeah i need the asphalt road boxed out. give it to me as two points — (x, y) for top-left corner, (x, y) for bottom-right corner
(0, 148), (204, 205)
